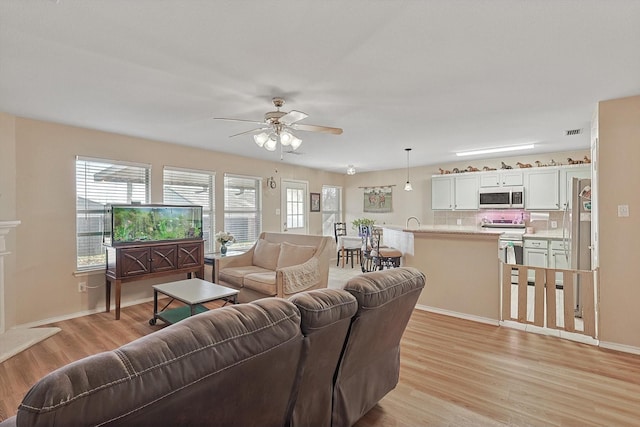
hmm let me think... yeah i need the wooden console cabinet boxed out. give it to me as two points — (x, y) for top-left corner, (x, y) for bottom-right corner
(105, 239), (204, 320)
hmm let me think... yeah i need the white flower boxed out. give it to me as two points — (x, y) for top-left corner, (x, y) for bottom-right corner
(215, 231), (235, 245)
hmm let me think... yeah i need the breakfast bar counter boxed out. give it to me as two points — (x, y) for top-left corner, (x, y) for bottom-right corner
(380, 225), (502, 323)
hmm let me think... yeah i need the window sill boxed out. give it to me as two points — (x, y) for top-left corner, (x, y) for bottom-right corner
(73, 268), (104, 278)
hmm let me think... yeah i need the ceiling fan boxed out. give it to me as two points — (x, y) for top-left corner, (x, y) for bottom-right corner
(213, 97), (343, 152)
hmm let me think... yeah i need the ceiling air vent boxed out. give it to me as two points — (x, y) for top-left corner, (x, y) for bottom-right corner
(565, 128), (583, 136)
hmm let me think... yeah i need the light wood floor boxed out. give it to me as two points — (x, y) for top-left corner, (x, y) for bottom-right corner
(2, 301), (640, 426)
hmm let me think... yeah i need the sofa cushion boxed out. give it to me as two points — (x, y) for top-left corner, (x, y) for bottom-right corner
(219, 265), (273, 288)
(244, 272), (277, 295)
(253, 239), (281, 270)
(289, 289), (357, 334)
(277, 242), (317, 269)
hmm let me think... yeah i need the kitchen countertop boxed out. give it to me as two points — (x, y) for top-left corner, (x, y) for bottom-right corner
(523, 230), (565, 239)
(381, 225), (502, 237)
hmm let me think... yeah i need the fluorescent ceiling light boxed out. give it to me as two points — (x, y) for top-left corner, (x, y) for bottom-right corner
(455, 144), (535, 157)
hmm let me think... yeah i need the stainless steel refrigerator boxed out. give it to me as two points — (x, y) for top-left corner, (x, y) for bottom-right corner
(570, 177), (592, 314)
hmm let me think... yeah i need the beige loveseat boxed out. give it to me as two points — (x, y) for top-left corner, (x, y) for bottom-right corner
(1, 267), (426, 427)
(214, 232), (334, 303)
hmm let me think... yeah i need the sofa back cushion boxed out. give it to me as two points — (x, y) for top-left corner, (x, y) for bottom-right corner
(253, 239), (281, 270)
(15, 299), (303, 427)
(277, 242), (317, 269)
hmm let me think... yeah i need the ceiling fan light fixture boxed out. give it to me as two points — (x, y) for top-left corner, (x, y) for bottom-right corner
(290, 135), (302, 150)
(254, 132), (269, 147)
(264, 137), (278, 151)
(346, 165), (356, 175)
(280, 131), (293, 146)
(404, 148), (413, 192)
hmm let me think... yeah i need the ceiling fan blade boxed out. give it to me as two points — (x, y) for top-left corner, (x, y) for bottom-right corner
(279, 110), (308, 125)
(213, 117), (265, 125)
(228, 127), (269, 138)
(291, 123), (343, 135)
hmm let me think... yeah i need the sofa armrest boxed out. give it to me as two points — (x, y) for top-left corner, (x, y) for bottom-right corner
(276, 257), (321, 296)
(214, 249), (254, 283)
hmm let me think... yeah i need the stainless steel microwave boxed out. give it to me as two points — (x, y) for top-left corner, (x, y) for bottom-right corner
(479, 186), (524, 209)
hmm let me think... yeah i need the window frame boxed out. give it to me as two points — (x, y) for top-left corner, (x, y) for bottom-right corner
(75, 156), (151, 271)
(321, 185), (343, 237)
(223, 173), (263, 251)
(163, 166), (216, 254)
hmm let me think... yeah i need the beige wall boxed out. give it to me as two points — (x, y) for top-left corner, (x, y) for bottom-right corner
(6, 116), (343, 326)
(598, 94), (640, 349)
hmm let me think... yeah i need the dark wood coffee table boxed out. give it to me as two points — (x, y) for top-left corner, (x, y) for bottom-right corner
(150, 278), (239, 325)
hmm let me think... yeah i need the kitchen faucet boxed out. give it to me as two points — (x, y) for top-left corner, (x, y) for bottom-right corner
(406, 216), (420, 229)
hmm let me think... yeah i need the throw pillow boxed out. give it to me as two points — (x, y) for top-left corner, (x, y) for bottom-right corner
(277, 241), (316, 269)
(253, 239), (281, 270)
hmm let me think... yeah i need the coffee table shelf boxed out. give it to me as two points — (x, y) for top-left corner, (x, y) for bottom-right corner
(150, 278), (239, 325)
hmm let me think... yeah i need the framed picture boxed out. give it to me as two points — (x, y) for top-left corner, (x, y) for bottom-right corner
(310, 192), (321, 212)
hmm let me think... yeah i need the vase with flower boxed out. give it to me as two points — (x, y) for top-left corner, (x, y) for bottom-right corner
(215, 231), (235, 256)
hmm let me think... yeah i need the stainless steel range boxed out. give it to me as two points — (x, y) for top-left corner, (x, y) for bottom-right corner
(482, 220), (526, 284)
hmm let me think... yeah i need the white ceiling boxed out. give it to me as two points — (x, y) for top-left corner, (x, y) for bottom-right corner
(1, 1), (639, 173)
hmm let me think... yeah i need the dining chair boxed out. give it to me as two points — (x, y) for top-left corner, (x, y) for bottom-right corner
(334, 222), (361, 268)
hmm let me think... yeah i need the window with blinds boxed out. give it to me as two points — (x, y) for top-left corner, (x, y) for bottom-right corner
(224, 174), (262, 250)
(75, 157), (150, 270)
(163, 167), (215, 253)
(322, 185), (343, 237)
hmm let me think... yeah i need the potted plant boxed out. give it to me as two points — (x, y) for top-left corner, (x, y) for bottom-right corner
(351, 217), (375, 234)
(215, 231), (236, 256)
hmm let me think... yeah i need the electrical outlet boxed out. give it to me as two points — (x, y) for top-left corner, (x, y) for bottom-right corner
(618, 205), (630, 217)
(551, 221), (558, 229)
(78, 282), (87, 292)
(456, 219), (462, 225)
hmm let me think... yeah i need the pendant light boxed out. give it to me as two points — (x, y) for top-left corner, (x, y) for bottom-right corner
(404, 148), (413, 191)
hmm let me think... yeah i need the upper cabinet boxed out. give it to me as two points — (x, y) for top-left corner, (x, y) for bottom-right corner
(525, 169), (560, 210)
(431, 174), (479, 210)
(432, 164), (591, 211)
(479, 170), (523, 188)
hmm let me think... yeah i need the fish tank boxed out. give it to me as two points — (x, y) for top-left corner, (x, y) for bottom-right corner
(103, 204), (203, 247)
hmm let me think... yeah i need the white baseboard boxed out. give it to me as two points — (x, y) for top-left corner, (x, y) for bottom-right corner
(500, 320), (599, 346)
(599, 340), (640, 355)
(414, 304), (500, 326)
(15, 296), (160, 329)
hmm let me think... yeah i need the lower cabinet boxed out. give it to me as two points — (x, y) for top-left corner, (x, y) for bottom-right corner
(524, 239), (548, 282)
(106, 239), (204, 319)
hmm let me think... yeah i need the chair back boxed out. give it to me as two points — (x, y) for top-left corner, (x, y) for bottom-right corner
(334, 222), (347, 242)
(332, 267), (426, 427)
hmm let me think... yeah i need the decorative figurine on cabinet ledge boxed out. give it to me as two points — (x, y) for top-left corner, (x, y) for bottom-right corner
(516, 162), (532, 168)
(482, 166), (496, 171)
(438, 168), (451, 174)
(467, 166), (480, 172)
(501, 161), (513, 169)
(583, 155), (591, 163)
(568, 157), (585, 165)
(534, 160), (546, 167)
(452, 167), (461, 173)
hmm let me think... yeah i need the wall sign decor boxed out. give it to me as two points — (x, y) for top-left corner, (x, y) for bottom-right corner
(362, 185), (393, 213)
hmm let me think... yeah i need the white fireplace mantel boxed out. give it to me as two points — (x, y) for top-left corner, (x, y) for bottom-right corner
(0, 220), (21, 334)
(0, 220), (60, 363)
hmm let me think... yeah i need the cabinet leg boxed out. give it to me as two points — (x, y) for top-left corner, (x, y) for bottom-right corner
(115, 280), (122, 320)
(105, 279), (111, 313)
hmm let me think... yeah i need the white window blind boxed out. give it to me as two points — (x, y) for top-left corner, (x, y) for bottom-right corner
(75, 157), (151, 270)
(322, 185), (343, 236)
(224, 174), (262, 250)
(163, 167), (215, 253)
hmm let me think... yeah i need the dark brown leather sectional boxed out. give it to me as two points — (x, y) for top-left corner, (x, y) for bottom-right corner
(1, 267), (425, 427)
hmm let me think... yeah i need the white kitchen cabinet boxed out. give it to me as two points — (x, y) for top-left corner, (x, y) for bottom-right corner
(525, 169), (560, 210)
(524, 238), (549, 281)
(454, 174), (479, 210)
(559, 165), (591, 210)
(431, 174), (479, 210)
(479, 170), (524, 187)
(431, 176), (454, 210)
